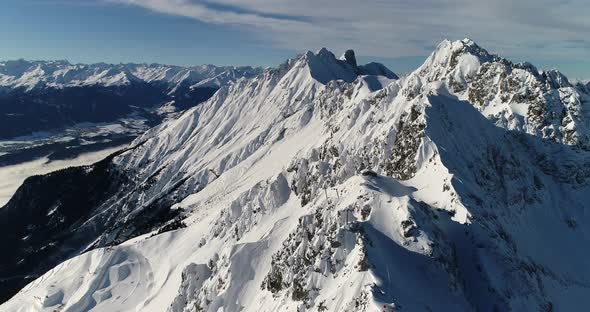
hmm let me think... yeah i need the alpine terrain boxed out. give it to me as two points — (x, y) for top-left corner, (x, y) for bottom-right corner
(2, 39), (590, 311)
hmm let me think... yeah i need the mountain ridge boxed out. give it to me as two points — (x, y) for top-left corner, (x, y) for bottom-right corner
(2, 39), (590, 311)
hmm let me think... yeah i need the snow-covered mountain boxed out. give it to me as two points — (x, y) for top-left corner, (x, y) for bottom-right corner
(2, 39), (590, 311)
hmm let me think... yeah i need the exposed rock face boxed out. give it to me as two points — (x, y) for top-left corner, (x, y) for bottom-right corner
(342, 49), (358, 68)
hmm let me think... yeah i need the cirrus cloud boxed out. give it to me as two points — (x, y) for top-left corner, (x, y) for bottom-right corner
(106, 0), (590, 62)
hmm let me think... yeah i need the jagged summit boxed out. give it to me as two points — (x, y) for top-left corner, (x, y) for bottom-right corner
(416, 38), (495, 79)
(300, 47), (398, 84)
(405, 38), (589, 149)
(419, 38), (571, 87)
(340, 49), (358, 67)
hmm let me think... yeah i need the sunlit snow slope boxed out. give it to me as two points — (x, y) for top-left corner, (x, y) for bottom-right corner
(2, 40), (590, 311)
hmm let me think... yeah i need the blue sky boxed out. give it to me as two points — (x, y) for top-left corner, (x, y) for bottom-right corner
(1, 0), (589, 78)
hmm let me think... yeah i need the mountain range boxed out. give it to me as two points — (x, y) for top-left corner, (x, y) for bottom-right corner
(0, 59), (260, 139)
(1, 39), (590, 311)
(0, 60), (261, 92)
(0, 60), (261, 138)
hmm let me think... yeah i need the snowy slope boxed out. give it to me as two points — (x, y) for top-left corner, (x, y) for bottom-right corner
(3, 41), (590, 312)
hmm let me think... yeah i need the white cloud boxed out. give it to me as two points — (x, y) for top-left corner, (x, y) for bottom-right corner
(0, 145), (125, 207)
(106, 0), (590, 60)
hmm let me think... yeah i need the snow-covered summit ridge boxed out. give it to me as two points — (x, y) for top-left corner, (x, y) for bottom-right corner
(403, 38), (590, 149)
(0, 59), (262, 92)
(417, 38), (570, 88)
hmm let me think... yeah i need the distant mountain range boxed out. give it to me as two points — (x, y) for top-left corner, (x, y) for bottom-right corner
(0, 60), (260, 92)
(0, 60), (261, 166)
(0, 60), (261, 137)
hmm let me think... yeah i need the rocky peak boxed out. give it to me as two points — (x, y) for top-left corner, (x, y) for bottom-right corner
(415, 38), (496, 83)
(408, 39), (590, 149)
(541, 69), (571, 89)
(302, 48), (398, 84)
(341, 49), (358, 68)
